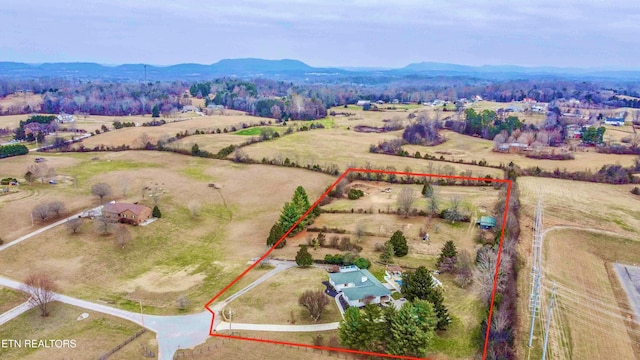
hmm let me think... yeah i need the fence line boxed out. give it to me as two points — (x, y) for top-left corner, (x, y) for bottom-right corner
(97, 328), (147, 360)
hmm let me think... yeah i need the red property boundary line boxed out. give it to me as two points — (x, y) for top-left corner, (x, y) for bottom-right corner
(204, 168), (512, 360)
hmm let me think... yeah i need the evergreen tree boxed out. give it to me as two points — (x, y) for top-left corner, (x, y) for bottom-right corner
(386, 300), (436, 357)
(339, 307), (364, 350)
(295, 246), (313, 267)
(266, 222), (286, 248)
(191, 143), (200, 156)
(291, 186), (312, 222)
(422, 182), (433, 198)
(380, 241), (394, 264)
(437, 240), (458, 272)
(151, 104), (160, 118)
(427, 288), (451, 331)
(360, 304), (386, 352)
(152, 205), (161, 218)
(401, 266), (434, 301)
(278, 202), (300, 235)
(389, 230), (408, 257)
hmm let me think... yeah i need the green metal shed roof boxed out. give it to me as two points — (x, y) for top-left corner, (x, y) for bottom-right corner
(478, 216), (496, 227)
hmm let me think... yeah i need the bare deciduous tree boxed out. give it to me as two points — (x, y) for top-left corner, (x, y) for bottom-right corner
(397, 187), (417, 217)
(94, 216), (115, 235)
(91, 183), (112, 204)
(32, 203), (50, 222)
(114, 224), (131, 249)
(27, 163), (49, 184)
(149, 186), (163, 206)
(473, 248), (511, 304)
(298, 290), (330, 322)
(47, 201), (66, 218)
(65, 217), (82, 234)
(23, 273), (57, 317)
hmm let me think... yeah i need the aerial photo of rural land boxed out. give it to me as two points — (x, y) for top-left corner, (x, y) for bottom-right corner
(1, 1), (640, 360)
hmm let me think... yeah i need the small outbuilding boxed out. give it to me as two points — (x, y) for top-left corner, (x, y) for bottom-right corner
(477, 216), (496, 230)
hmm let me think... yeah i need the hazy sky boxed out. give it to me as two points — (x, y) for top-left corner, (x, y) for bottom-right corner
(1, 0), (639, 68)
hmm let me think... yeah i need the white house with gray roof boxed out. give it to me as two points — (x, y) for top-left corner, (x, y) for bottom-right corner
(328, 266), (391, 307)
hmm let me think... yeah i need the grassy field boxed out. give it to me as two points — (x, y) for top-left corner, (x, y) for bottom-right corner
(0, 301), (156, 360)
(404, 130), (639, 172)
(539, 230), (639, 360)
(0, 287), (29, 314)
(72, 113), (266, 149)
(239, 128), (504, 179)
(516, 177), (640, 360)
(165, 133), (249, 154)
(0, 151), (336, 314)
(186, 331), (345, 360)
(225, 267), (342, 325)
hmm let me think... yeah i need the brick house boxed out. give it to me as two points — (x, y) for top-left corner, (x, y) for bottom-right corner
(102, 203), (152, 225)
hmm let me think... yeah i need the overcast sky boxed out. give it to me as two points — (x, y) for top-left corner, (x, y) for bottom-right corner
(1, 0), (639, 68)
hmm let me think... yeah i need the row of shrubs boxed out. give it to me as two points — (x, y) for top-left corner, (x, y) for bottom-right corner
(525, 152), (575, 160)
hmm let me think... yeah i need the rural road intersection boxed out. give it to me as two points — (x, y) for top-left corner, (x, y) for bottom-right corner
(0, 212), (339, 360)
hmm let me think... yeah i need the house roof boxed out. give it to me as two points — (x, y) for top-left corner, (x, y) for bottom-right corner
(103, 203), (151, 216)
(605, 117), (624, 122)
(386, 265), (404, 274)
(478, 216), (496, 227)
(329, 269), (390, 300)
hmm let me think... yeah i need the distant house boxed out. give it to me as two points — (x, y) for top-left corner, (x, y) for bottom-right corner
(329, 266), (391, 307)
(477, 216), (497, 230)
(102, 203), (152, 225)
(604, 117), (625, 126)
(56, 112), (74, 123)
(531, 105), (546, 113)
(181, 105), (199, 113)
(566, 124), (582, 139)
(206, 104), (224, 110)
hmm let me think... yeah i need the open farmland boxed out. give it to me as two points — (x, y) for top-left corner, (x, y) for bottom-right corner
(516, 177), (640, 359)
(405, 130), (639, 172)
(73, 114), (267, 149)
(0, 151), (335, 314)
(239, 128), (504, 179)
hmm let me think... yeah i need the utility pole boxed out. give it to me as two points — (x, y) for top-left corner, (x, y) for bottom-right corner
(528, 195), (543, 346)
(139, 300), (145, 328)
(144, 64), (147, 82)
(542, 282), (556, 360)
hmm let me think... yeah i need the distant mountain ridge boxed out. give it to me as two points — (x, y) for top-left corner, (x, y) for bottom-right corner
(1, 58), (640, 81)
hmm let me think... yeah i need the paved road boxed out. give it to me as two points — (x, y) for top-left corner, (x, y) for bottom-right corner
(613, 263), (640, 323)
(0, 301), (33, 326)
(216, 321), (339, 332)
(0, 207), (101, 252)
(208, 261), (295, 332)
(0, 275), (212, 360)
(0, 216), (336, 359)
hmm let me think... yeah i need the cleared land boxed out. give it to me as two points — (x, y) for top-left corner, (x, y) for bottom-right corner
(186, 331), (345, 360)
(0, 301), (157, 360)
(73, 114), (266, 149)
(225, 267), (342, 325)
(0, 151), (335, 314)
(405, 130), (639, 172)
(239, 128), (504, 179)
(516, 177), (640, 360)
